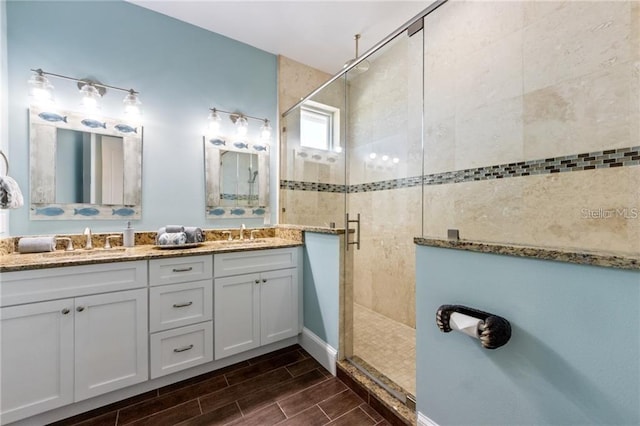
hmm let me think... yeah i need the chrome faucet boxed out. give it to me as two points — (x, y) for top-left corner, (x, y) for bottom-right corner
(83, 227), (93, 250)
(239, 224), (246, 241)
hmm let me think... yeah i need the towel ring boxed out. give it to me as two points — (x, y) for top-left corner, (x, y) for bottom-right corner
(0, 150), (8, 176)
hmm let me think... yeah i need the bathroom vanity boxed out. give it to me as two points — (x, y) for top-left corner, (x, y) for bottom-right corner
(0, 242), (303, 425)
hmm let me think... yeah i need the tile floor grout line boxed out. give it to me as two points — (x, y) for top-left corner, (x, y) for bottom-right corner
(358, 402), (379, 423)
(197, 397), (203, 415)
(316, 403), (332, 422)
(235, 400), (245, 418)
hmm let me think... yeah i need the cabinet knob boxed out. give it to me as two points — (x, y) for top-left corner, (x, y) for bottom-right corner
(61, 308), (70, 315)
(76, 306), (85, 312)
(255, 279), (260, 284)
(262, 279), (267, 283)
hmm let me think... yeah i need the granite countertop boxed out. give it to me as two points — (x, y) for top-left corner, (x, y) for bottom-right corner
(414, 237), (640, 271)
(0, 238), (303, 273)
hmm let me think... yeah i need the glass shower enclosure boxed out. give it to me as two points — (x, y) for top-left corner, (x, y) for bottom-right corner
(280, 13), (427, 404)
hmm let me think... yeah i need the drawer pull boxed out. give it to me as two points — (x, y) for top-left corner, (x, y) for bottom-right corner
(172, 267), (193, 273)
(172, 301), (193, 308)
(173, 344), (194, 353)
(61, 308), (70, 315)
(76, 306), (85, 312)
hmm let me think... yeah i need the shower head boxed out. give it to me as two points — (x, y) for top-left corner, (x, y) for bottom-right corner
(343, 34), (370, 74)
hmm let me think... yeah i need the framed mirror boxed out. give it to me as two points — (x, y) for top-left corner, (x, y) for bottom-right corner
(204, 137), (269, 219)
(29, 105), (142, 220)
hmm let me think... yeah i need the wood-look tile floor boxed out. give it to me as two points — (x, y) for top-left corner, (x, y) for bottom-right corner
(50, 345), (390, 426)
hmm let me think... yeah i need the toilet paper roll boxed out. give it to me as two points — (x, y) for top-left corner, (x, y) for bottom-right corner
(449, 312), (482, 338)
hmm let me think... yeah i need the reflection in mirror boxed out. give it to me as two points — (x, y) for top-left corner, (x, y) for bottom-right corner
(29, 106), (142, 220)
(220, 151), (259, 207)
(56, 129), (124, 205)
(204, 137), (269, 219)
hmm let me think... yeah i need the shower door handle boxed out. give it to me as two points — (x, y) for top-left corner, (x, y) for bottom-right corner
(345, 213), (361, 250)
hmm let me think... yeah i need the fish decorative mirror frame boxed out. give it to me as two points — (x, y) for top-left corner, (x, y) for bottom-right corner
(29, 105), (143, 220)
(203, 136), (269, 219)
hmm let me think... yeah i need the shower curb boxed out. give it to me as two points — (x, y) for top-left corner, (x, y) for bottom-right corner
(337, 360), (415, 426)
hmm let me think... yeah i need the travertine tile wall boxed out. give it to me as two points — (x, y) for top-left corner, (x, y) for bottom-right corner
(423, 0), (640, 255)
(278, 56), (346, 227)
(347, 33), (422, 328)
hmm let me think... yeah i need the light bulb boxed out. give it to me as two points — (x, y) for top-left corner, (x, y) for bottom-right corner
(369, 152), (377, 159)
(123, 90), (142, 118)
(382, 155), (389, 161)
(260, 119), (272, 141)
(207, 109), (222, 134)
(392, 157), (400, 164)
(236, 116), (248, 137)
(79, 83), (101, 112)
(28, 72), (54, 106)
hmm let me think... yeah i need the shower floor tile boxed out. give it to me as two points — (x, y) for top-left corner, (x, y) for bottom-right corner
(353, 303), (416, 396)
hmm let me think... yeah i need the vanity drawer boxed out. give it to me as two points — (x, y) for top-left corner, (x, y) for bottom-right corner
(149, 255), (213, 286)
(150, 322), (213, 379)
(0, 261), (147, 307)
(149, 280), (212, 332)
(214, 248), (298, 278)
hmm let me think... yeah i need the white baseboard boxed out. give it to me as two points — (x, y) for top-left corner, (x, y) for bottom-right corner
(418, 412), (440, 426)
(298, 327), (337, 376)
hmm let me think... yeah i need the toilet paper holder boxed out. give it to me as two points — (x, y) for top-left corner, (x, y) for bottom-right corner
(436, 304), (511, 349)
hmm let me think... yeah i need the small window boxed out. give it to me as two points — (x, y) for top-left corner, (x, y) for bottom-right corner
(300, 101), (340, 152)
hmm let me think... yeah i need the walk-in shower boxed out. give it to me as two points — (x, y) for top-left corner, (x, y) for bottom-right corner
(279, 1), (446, 405)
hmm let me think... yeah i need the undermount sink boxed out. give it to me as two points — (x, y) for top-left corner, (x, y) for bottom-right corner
(39, 247), (127, 257)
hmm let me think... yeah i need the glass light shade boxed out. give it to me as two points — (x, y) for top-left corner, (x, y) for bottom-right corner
(382, 155), (389, 161)
(79, 83), (101, 112)
(123, 91), (142, 117)
(207, 109), (222, 134)
(392, 157), (400, 164)
(235, 116), (248, 137)
(260, 119), (272, 140)
(369, 152), (377, 159)
(28, 73), (54, 105)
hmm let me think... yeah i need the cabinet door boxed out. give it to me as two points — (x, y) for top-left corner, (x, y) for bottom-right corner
(0, 299), (74, 424)
(260, 268), (299, 345)
(74, 289), (148, 401)
(214, 274), (260, 360)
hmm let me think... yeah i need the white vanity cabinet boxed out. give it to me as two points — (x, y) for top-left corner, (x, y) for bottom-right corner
(148, 255), (214, 379)
(214, 247), (301, 360)
(0, 261), (148, 425)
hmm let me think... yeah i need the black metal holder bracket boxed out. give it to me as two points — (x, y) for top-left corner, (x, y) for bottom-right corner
(436, 304), (511, 349)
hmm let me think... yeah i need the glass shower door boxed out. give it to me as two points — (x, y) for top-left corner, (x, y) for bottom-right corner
(344, 27), (423, 400)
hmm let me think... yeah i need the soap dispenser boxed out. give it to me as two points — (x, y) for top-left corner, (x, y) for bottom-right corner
(123, 221), (135, 247)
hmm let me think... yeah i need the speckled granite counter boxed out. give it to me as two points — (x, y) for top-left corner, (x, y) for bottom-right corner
(0, 224), (354, 272)
(275, 224), (349, 235)
(0, 237), (304, 273)
(414, 237), (640, 271)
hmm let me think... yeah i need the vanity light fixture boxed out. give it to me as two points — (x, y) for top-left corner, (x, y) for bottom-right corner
(206, 107), (272, 142)
(260, 119), (272, 141)
(207, 108), (223, 134)
(27, 70), (54, 106)
(28, 68), (142, 118)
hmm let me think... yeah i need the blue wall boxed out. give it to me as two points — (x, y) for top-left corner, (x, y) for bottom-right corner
(416, 245), (640, 425)
(6, 0), (277, 235)
(303, 232), (340, 349)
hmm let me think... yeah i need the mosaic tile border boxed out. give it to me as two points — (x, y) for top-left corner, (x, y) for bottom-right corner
(280, 180), (347, 193)
(281, 146), (639, 193)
